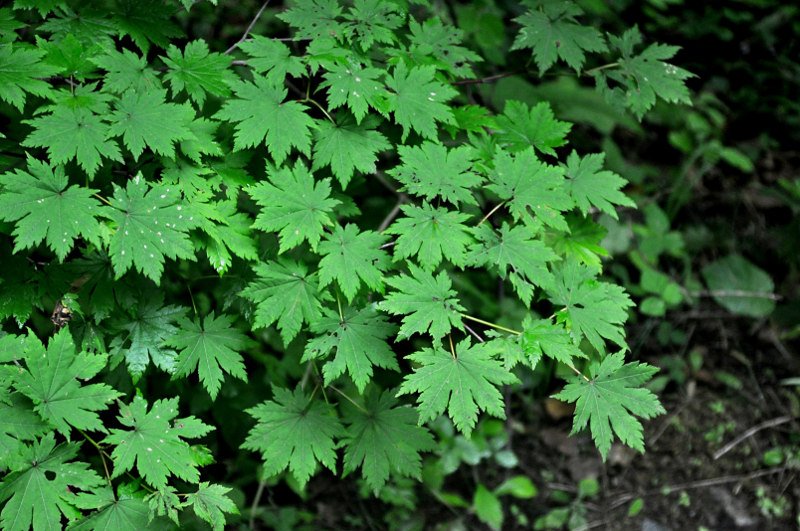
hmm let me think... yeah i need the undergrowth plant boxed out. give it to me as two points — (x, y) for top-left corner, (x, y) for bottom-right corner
(0, 1), (691, 528)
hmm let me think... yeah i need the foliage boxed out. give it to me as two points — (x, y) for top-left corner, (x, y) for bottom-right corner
(0, 0), (694, 528)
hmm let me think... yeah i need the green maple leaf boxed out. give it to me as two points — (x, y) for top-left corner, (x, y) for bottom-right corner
(241, 259), (328, 345)
(162, 39), (235, 106)
(12, 329), (121, 436)
(386, 203), (474, 269)
(165, 313), (254, 400)
(390, 142), (482, 206)
(343, 0), (403, 50)
(466, 223), (557, 305)
(554, 352), (665, 459)
(303, 306), (399, 392)
(546, 260), (634, 353)
(487, 147), (573, 231)
(243, 386), (345, 487)
(186, 483), (239, 531)
(0, 434), (103, 531)
(22, 105), (123, 177)
(397, 339), (518, 437)
(103, 396), (214, 488)
(108, 88), (195, 160)
(0, 157), (105, 261)
(114, 293), (187, 381)
(381, 264), (465, 340)
(36, 33), (98, 82)
(107, 176), (199, 282)
(495, 100), (572, 156)
(520, 316), (585, 368)
(598, 26), (694, 120)
(0, 42), (59, 110)
(511, 0), (606, 74)
(214, 74), (314, 165)
(341, 388), (435, 492)
(250, 161), (340, 252)
(321, 63), (386, 124)
(196, 198), (258, 274)
(112, 0), (182, 54)
(238, 35), (306, 86)
(317, 224), (390, 302)
(408, 17), (482, 78)
(385, 62), (457, 141)
(562, 151), (635, 219)
(91, 47), (163, 93)
(312, 116), (391, 188)
(71, 486), (151, 531)
(277, 0), (344, 39)
(545, 213), (609, 267)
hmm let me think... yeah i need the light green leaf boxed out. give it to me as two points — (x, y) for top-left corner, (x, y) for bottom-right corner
(701, 254), (775, 317)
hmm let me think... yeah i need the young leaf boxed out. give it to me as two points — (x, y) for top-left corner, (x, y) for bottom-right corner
(343, 0), (404, 50)
(238, 34), (306, 86)
(562, 151), (635, 219)
(165, 313), (254, 400)
(108, 88), (195, 160)
(185, 483), (239, 531)
(22, 106), (123, 177)
(553, 352), (665, 459)
(304, 306), (399, 392)
(12, 329), (121, 436)
(162, 39), (235, 106)
(0, 434), (104, 531)
(494, 101), (571, 156)
(408, 17), (482, 78)
(243, 386), (345, 487)
(341, 388), (435, 492)
(249, 161), (340, 252)
(312, 116), (391, 188)
(317, 224), (391, 302)
(107, 176), (199, 282)
(520, 317), (586, 368)
(385, 203), (474, 270)
(0, 157), (105, 261)
(487, 147), (573, 231)
(0, 42), (59, 110)
(546, 260), (634, 353)
(241, 259), (328, 345)
(321, 63), (386, 124)
(512, 1), (606, 74)
(277, 0), (344, 39)
(214, 74), (314, 165)
(397, 339), (519, 437)
(385, 62), (457, 141)
(381, 264), (465, 340)
(103, 396), (214, 488)
(389, 142), (482, 206)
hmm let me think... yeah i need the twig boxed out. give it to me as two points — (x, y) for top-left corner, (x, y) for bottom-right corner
(224, 1), (271, 54)
(713, 415), (794, 460)
(452, 70), (523, 85)
(688, 289), (782, 301)
(476, 200), (506, 227)
(249, 479), (267, 529)
(463, 323), (485, 343)
(378, 198), (404, 233)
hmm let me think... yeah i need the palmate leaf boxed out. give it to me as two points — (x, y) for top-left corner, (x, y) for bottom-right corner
(0, 42), (59, 110)
(312, 116), (391, 188)
(487, 147), (573, 231)
(165, 313), (254, 399)
(103, 396), (214, 488)
(511, 0), (606, 74)
(0, 157), (105, 261)
(214, 74), (314, 165)
(390, 142), (482, 206)
(22, 105), (123, 177)
(343, 0), (404, 51)
(408, 17), (482, 78)
(91, 47), (163, 94)
(0, 434), (104, 531)
(546, 260), (634, 353)
(107, 176), (200, 282)
(554, 352), (665, 459)
(397, 339), (518, 437)
(250, 161), (340, 252)
(520, 316), (586, 368)
(303, 306), (399, 392)
(321, 63), (386, 124)
(494, 100), (572, 156)
(317, 224), (391, 302)
(12, 329), (121, 436)
(277, 0), (344, 39)
(241, 259), (328, 345)
(243, 386), (345, 487)
(341, 388), (435, 492)
(562, 151), (635, 219)
(162, 39), (235, 106)
(185, 483), (239, 531)
(381, 264), (465, 340)
(111, 0), (182, 55)
(71, 486), (151, 531)
(239, 35), (306, 86)
(386, 203), (474, 269)
(385, 62), (457, 141)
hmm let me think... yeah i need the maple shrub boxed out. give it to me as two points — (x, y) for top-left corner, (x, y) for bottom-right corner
(0, 0), (694, 529)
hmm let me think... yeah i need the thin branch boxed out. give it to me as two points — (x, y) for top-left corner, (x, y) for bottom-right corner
(249, 479), (267, 530)
(476, 200), (506, 227)
(713, 415), (794, 460)
(463, 323), (485, 343)
(452, 70), (524, 86)
(378, 198), (404, 233)
(224, 1), (271, 55)
(328, 384), (368, 413)
(459, 313), (521, 335)
(688, 289), (782, 301)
